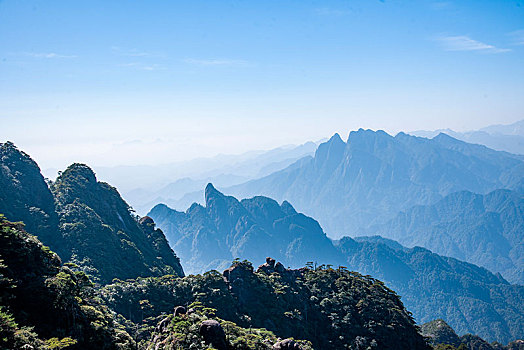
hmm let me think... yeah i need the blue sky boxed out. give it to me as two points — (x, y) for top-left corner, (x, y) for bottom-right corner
(1, 0), (523, 169)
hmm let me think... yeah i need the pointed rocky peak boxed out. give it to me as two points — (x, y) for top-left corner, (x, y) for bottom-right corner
(205, 183), (225, 205)
(314, 132), (346, 167)
(281, 200), (297, 216)
(421, 319), (460, 347)
(432, 132), (464, 146)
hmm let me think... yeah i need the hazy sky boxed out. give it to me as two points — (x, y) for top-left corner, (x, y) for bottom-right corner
(1, 0), (523, 169)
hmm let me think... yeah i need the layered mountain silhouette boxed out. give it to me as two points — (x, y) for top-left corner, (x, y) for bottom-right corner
(0, 142), (184, 283)
(411, 118), (524, 155)
(150, 185), (524, 344)
(149, 183), (342, 274)
(367, 189), (524, 284)
(224, 130), (524, 237)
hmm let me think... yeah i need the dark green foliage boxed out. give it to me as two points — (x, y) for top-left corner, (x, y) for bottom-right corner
(102, 259), (431, 350)
(0, 142), (184, 284)
(0, 141), (58, 243)
(144, 302), (314, 350)
(0, 215), (134, 349)
(51, 163), (184, 283)
(368, 189), (524, 284)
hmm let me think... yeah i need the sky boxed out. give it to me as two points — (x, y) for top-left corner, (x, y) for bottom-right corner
(1, 0), (524, 170)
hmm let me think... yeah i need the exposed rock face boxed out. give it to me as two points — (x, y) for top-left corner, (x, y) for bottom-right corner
(199, 320), (228, 350)
(273, 339), (301, 350)
(256, 258), (307, 281)
(257, 257), (276, 274)
(421, 319), (461, 347)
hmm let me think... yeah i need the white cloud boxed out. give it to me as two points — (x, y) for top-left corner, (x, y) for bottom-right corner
(119, 62), (165, 71)
(430, 2), (452, 10)
(111, 46), (165, 58)
(435, 35), (511, 53)
(507, 30), (524, 46)
(183, 58), (249, 66)
(22, 52), (77, 58)
(314, 8), (352, 16)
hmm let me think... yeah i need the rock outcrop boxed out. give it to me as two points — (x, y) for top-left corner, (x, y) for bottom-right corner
(199, 320), (228, 350)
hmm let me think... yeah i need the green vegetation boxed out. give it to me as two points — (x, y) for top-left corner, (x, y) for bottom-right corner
(102, 258), (431, 349)
(0, 142), (184, 284)
(144, 302), (313, 350)
(0, 214), (135, 349)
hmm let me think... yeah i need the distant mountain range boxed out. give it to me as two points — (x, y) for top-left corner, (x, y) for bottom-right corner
(149, 186), (524, 344)
(410, 119), (524, 155)
(86, 141), (318, 215)
(366, 189), (524, 284)
(224, 129), (524, 238)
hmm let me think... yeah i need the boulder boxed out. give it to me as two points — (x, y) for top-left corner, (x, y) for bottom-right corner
(199, 319), (228, 350)
(273, 338), (302, 349)
(173, 305), (186, 317)
(275, 262), (286, 273)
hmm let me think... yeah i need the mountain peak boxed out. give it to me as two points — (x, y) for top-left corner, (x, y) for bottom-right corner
(61, 163), (97, 184)
(0, 141), (40, 170)
(205, 183), (225, 205)
(281, 200), (297, 215)
(329, 133), (344, 144)
(314, 132), (346, 167)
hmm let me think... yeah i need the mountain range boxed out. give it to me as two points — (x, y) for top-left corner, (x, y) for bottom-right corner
(224, 129), (524, 238)
(149, 186), (524, 344)
(2, 132), (524, 348)
(87, 141), (318, 215)
(366, 189), (524, 284)
(411, 119), (524, 155)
